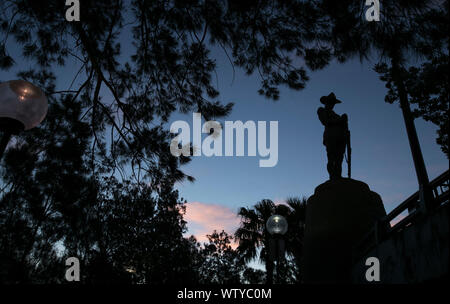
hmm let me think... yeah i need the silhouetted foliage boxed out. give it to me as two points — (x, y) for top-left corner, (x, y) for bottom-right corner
(197, 230), (244, 284)
(324, 0), (449, 157)
(285, 197), (307, 282)
(374, 2), (449, 158)
(0, 72), (196, 283)
(0, 0), (333, 284)
(241, 267), (266, 284)
(0, 0), (447, 284)
(235, 198), (306, 283)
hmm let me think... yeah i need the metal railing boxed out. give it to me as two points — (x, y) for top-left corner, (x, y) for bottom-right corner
(353, 170), (449, 259)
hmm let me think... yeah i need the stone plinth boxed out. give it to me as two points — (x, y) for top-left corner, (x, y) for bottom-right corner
(303, 178), (386, 283)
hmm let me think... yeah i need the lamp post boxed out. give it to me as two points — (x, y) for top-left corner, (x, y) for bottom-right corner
(266, 214), (288, 284)
(0, 80), (48, 160)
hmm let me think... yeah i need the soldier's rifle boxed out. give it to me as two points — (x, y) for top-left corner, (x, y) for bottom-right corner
(345, 119), (351, 178)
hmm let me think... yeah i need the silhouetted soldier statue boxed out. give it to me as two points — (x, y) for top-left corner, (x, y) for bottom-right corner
(317, 92), (349, 180)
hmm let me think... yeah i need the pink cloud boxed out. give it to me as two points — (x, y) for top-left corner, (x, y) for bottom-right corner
(390, 213), (407, 227)
(184, 202), (241, 247)
(273, 198), (287, 206)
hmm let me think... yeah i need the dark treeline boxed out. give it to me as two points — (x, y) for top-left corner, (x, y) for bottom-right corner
(0, 0), (447, 283)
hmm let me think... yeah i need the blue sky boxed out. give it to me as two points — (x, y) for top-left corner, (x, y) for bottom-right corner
(175, 46), (447, 238)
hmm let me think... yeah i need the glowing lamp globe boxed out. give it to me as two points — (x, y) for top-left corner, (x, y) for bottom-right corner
(266, 215), (288, 235)
(0, 80), (48, 133)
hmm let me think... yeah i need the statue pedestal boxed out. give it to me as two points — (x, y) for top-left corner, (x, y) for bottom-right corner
(303, 178), (386, 283)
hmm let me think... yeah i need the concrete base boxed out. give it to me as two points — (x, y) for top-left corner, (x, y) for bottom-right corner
(303, 178), (386, 283)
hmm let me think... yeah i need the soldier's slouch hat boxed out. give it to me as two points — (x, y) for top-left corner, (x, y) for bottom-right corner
(320, 92), (342, 105)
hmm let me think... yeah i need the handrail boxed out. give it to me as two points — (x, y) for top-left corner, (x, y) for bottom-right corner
(382, 170), (449, 224)
(383, 192), (419, 223)
(352, 170), (449, 260)
(384, 170), (449, 228)
(430, 170), (450, 188)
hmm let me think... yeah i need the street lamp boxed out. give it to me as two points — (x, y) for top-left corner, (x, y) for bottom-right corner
(266, 214), (288, 284)
(266, 215), (288, 235)
(0, 80), (48, 159)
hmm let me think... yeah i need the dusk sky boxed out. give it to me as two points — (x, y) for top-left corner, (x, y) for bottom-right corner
(174, 47), (447, 244)
(2, 31), (447, 247)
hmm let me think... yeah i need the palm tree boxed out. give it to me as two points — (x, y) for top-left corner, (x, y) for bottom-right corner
(285, 197), (307, 282)
(235, 198), (307, 284)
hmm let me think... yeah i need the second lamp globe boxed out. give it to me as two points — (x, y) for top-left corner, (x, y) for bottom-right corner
(0, 80), (48, 133)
